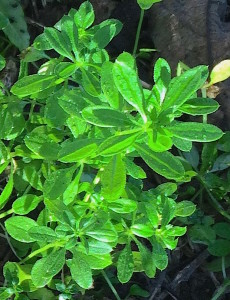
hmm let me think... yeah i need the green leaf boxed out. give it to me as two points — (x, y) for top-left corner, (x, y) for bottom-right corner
(82, 70), (101, 97)
(28, 226), (57, 242)
(164, 226), (186, 237)
(135, 143), (185, 180)
(211, 153), (230, 172)
(74, 1), (94, 29)
(0, 287), (14, 300)
(31, 248), (66, 287)
(44, 27), (73, 60)
(131, 224), (154, 238)
(54, 62), (78, 79)
(125, 158), (146, 179)
(153, 58), (171, 103)
(175, 201), (196, 217)
(208, 60), (230, 86)
(88, 240), (113, 254)
(208, 239), (230, 257)
(107, 198), (137, 213)
(45, 198), (76, 226)
(0, 172), (13, 210)
(82, 106), (133, 127)
(151, 239), (168, 270)
(213, 222), (230, 240)
(200, 142), (217, 173)
(161, 66), (209, 112)
(85, 222), (118, 242)
(173, 137), (192, 152)
(58, 89), (87, 115)
(43, 167), (74, 200)
(61, 15), (78, 56)
(189, 224), (216, 245)
(136, 241), (156, 278)
(113, 52), (147, 122)
(0, 102), (25, 140)
(11, 74), (60, 97)
(129, 284), (150, 298)
(98, 131), (141, 156)
(45, 94), (68, 127)
(87, 253), (112, 269)
(144, 203), (159, 228)
(59, 139), (98, 162)
(161, 197), (176, 226)
(101, 61), (121, 109)
(0, 1), (29, 50)
(5, 216), (38, 243)
(12, 194), (42, 215)
(179, 98), (219, 115)
(168, 122), (223, 142)
(63, 166), (82, 205)
(137, 0), (162, 10)
(92, 19), (123, 49)
(67, 250), (92, 289)
(117, 243), (134, 283)
(101, 155), (126, 201)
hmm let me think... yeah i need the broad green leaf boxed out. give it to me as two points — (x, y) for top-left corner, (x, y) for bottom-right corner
(179, 98), (219, 115)
(61, 15), (78, 56)
(154, 182), (177, 196)
(113, 52), (147, 122)
(0, 172), (13, 210)
(67, 250), (92, 289)
(5, 216), (38, 243)
(87, 240), (113, 255)
(101, 155), (126, 201)
(213, 222), (230, 240)
(168, 122), (223, 142)
(200, 142), (217, 173)
(136, 241), (156, 278)
(25, 126), (61, 160)
(211, 153), (230, 172)
(98, 131), (140, 156)
(31, 248), (66, 287)
(82, 106), (133, 127)
(12, 194), (42, 215)
(58, 89), (87, 115)
(0, 102), (25, 140)
(137, 0), (162, 9)
(129, 284), (150, 298)
(82, 70), (101, 97)
(74, 1), (94, 29)
(0, 1), (29, 50)
(189, 224), (216, 245)
(117, 243), (134, 283)
(59, 139), (98, 162)
(101, 61), (121, 109)
(135, 143), (185, 180)
(161, 197), (176, 226)
(207, 60), (230, 86)
(218, 131), (230, 152)
(0, 140), (9, 164)
(63, 166), (83, 205)
(208, 239), (230, 257)
(0, 287), (14, 300)
(151, 239), (168, 270)
(107, 198), (137, 213)
(44, 27), (73, 60)
(11, 74), (60, 97)
(28, 226), (57, 242)
(85, 222), (118, 243)
(161, 66), (209, 111)
(144, 203), (159, 228)
(54, 62), (78, 79)
(45, 199), (76, 226)
(92, 19), (123, 49)
(153, 58), (171, 103)
(125, 158), (146, 179)
(45, 94), (68, 127)
(44, 167), (75, 200)
(175, 201), (196, 217)
(131, 224), (154, 238)
(87, 253), (112, 269)
(147, 130), (173, 152)
(164, 226), (186, 237)
(173, 136), (192, 152)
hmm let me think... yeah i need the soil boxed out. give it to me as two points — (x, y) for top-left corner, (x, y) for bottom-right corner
(1, 0), (230, 299)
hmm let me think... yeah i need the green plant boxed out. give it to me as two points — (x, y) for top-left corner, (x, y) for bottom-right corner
(0, 0), (29, 51)
(0, 1), (226, 299)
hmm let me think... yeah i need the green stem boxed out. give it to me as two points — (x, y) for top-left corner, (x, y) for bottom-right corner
(20, 241), (64, 264)
(222, 256), (226, 280)
(133, 8), (145, 56)
(101, 270), (121, 300)
(201, 88), (207, 124)
(0, 208), (13, 219)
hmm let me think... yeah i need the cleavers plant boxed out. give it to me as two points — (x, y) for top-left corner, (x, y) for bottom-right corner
(0, 1), (226, 299)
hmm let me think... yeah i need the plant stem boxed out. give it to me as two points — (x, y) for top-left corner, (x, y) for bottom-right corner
(101, 270), (121, 300)
(20, 241), (64, 264)
(222, 256), (227, 280)
(133, 8), (145, 57)
(0, 208), (13, 219)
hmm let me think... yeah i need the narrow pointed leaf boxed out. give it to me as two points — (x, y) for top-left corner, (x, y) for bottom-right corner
(117, 243), (134, 283)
